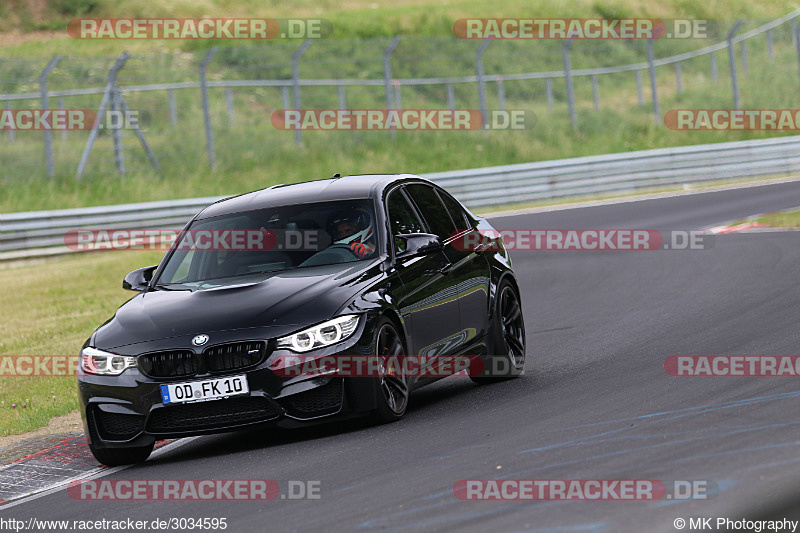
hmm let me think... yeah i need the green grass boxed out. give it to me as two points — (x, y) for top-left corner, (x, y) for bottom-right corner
(3, 53), (800, 214)
(3, 3), (800, 212)
(0, 376), (79, 437)
(3, 1), (800, 214)
(2, 0), (795, 48)
(0, 249), (163, 436)
(750, 208), (800, 228)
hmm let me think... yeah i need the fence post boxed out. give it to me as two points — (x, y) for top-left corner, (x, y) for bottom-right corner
(545, 78), (554, 110)
(727, 21), (743, 109)
(58, 98), (67, 141)
(562, 41), (576, 129)
(168, 89), (177, 125)
(281, 86), (290, 110)
(646, 39), (660, 124)
(199, 47), (218, 169)
(711, 51), (718, 82)
(292, 40), (313, 146)
(111, 87), (125, 176)
(225, 88), (235, 125)
(40, 55), (62, 179)
(497, 77), (506, 112)
(476, 39), (491, 128)
(740, 41), (748, 72)
(337, 84), (346, 110)
(117, 96), (161, 174)
(635, 70), (643, 105)
(767, 29), (773, 60)
(383, 37), (401, 110)
(76, 52), (129, 181)
(393, 80), (402, 110)
(591, 74), (599, 111)
(4, 102), (13, 142)
(794, 20), (800, 80)
(447, 83), (455, 111)
(675, 62), (683, 93)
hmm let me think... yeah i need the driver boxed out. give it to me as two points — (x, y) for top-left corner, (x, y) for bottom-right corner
(326, 208), (376, 259)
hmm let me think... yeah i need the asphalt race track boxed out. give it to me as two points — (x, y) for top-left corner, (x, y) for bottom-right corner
(4, 181), (800, 532)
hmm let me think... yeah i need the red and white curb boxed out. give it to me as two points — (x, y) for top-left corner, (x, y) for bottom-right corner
(706, 221), (768, 234)
(705, 205), (800, 234)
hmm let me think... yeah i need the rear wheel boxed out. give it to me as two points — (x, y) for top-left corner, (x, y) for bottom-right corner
(89, 442), (154, 467)
(471, 281), (526, 384)
(370, 317), (410, 423)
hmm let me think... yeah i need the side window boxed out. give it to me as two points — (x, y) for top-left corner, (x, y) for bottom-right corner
(386, 189), (425, 254)
(405, 184), (457, 241)
(437, 189), (471, 232)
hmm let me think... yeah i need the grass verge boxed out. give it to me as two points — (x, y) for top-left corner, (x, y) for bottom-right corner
(748, 208), (800, 228)
(0, 249), (163, 437)
(3, 3), (800, 213)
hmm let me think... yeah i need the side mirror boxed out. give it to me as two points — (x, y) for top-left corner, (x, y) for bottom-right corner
(123, 265), (157, 291)
(395, 233), (441, 259)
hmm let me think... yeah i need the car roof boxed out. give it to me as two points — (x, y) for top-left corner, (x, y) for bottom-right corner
(196, 173), (432, 220)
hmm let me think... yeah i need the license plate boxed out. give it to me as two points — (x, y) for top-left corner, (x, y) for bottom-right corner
(160, 375), (249, 404)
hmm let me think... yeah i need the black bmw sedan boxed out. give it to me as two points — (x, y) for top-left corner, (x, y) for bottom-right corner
(77, 174), (526, 466)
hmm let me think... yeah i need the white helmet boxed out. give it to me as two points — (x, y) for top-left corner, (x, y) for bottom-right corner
(327, 208), (374, 245)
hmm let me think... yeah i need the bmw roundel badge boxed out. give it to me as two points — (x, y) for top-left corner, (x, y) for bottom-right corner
(192, 334), (209, 346)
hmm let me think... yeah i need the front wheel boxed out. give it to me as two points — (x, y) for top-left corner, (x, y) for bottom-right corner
(89, 441), (154, 467)
(370, 317), (410, 423)
(471, 281), (526, 384)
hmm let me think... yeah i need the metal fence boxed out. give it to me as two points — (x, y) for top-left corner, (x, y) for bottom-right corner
(2, 10), (800, 180)
(3, 134), (800, 259)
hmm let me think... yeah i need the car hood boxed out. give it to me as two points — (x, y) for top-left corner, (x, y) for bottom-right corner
(93, 262), (380, 352)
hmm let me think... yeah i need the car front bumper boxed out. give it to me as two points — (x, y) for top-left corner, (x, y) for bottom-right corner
(78, 313), (382, 450)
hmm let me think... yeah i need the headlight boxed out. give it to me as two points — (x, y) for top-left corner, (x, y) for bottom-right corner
(276, 315), (360, 353)
(80, 347), (136, 376)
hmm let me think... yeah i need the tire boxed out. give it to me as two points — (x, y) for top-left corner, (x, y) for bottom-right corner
(370, 317), (410, 423)
(89, 441), (154, 466)
(471, 280), (526, 384)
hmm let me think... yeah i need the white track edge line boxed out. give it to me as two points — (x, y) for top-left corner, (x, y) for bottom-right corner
(0, 437), (198, 511)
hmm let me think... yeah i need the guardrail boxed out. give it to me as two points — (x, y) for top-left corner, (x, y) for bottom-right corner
(2, 134), (800, 259)
(0, 197), (224, 258)
(428, 135), (800, 206)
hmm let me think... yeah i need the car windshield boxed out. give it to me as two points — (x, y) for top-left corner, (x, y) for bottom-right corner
(155, 199), (377, 289)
